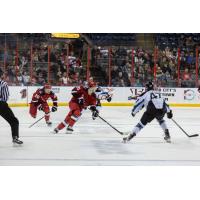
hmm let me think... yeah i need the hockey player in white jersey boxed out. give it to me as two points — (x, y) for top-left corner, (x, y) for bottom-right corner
(123, 82), (173, 143)
(92, 86), (113, 120)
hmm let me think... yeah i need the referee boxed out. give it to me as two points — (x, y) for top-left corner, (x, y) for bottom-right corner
(0, 68), (23, 144)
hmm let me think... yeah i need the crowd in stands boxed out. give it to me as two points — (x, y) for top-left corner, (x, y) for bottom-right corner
(0, 33), (200, 88)
(0, 34), (85, 86)
(91, 46), (197, 88)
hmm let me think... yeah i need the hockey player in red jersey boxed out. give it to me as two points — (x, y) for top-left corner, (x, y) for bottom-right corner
(29, 83), (58, 126)
(53, 80), (99, 134)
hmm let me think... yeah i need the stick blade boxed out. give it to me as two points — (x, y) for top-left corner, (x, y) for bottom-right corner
(189, 134), (199, 137)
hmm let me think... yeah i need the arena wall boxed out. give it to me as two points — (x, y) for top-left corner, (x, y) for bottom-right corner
(7, 86), (200, 107)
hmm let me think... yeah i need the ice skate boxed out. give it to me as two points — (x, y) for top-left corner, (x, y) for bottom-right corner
(66, 126), (74, 134)
(46, 121), (52, 127)
(164, 129), (171, 143)
(52, 128), (59, 134)
(12, 137), (23, 145)
(122, 133), (136, 143)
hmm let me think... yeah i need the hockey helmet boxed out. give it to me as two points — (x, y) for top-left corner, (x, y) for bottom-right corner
(145, 81), (154, 91)
(44, 83), (52, 90)
(44, 83), (52, 94)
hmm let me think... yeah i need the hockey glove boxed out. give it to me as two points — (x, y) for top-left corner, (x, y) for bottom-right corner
(78, 97), (84, 105)
(131, 110), (135, 117)
(167, 110), (173, 119)
(92, 110), (99, 119)
(90, 106), (99, 119)
(128, 96), (137, 100)
(107, 96), (112, 102)
(128, 96), (133, 100)
(38, 104), (44, 111)
(51, 106), (57, 112)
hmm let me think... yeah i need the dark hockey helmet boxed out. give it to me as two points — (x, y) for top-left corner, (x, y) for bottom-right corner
(145, 81), (154, 91)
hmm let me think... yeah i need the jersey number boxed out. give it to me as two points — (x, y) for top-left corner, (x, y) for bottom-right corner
(150, 93), (161, 99)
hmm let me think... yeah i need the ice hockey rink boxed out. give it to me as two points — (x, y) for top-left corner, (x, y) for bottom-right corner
(0, 106), (200, 166)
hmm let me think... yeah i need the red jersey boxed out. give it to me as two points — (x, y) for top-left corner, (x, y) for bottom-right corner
(31, 88), (58, 106)
(71, 86), (97, 107)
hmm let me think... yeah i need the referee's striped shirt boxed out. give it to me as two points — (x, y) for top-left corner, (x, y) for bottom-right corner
(0, 79), (9, 102)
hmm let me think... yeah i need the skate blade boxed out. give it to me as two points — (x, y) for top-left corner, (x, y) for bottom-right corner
(122, 138), (128, 143)
(165, 139), (171, 143)
(65, 131), (73, 134)
(51, 131), (58, 134)
(12, 143), (23, 147)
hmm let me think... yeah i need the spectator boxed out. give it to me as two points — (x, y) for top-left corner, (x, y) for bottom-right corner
(56, 67), (62, 82)
(16, 72), (23, 86)
(186, 52), (195, 67)
(134, 79), (142, 87)
(61, 72), (68, 86)
(182, 68), (190, 81)
(22, 71), (30, 86)
(181, 68), (192, 87)
(69, 72), (79, 85)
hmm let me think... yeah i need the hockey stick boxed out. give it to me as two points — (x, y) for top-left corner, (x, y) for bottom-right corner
(98, 115), (124, 135)
(171, 118), (199, 138)
(29, 111), (51, 128)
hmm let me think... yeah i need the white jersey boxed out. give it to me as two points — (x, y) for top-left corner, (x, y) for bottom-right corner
(132, 90), (170, 115)
(95, 87), (113, 100)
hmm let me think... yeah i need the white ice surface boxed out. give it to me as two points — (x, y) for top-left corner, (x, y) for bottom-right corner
(0, 106), (200, 165)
